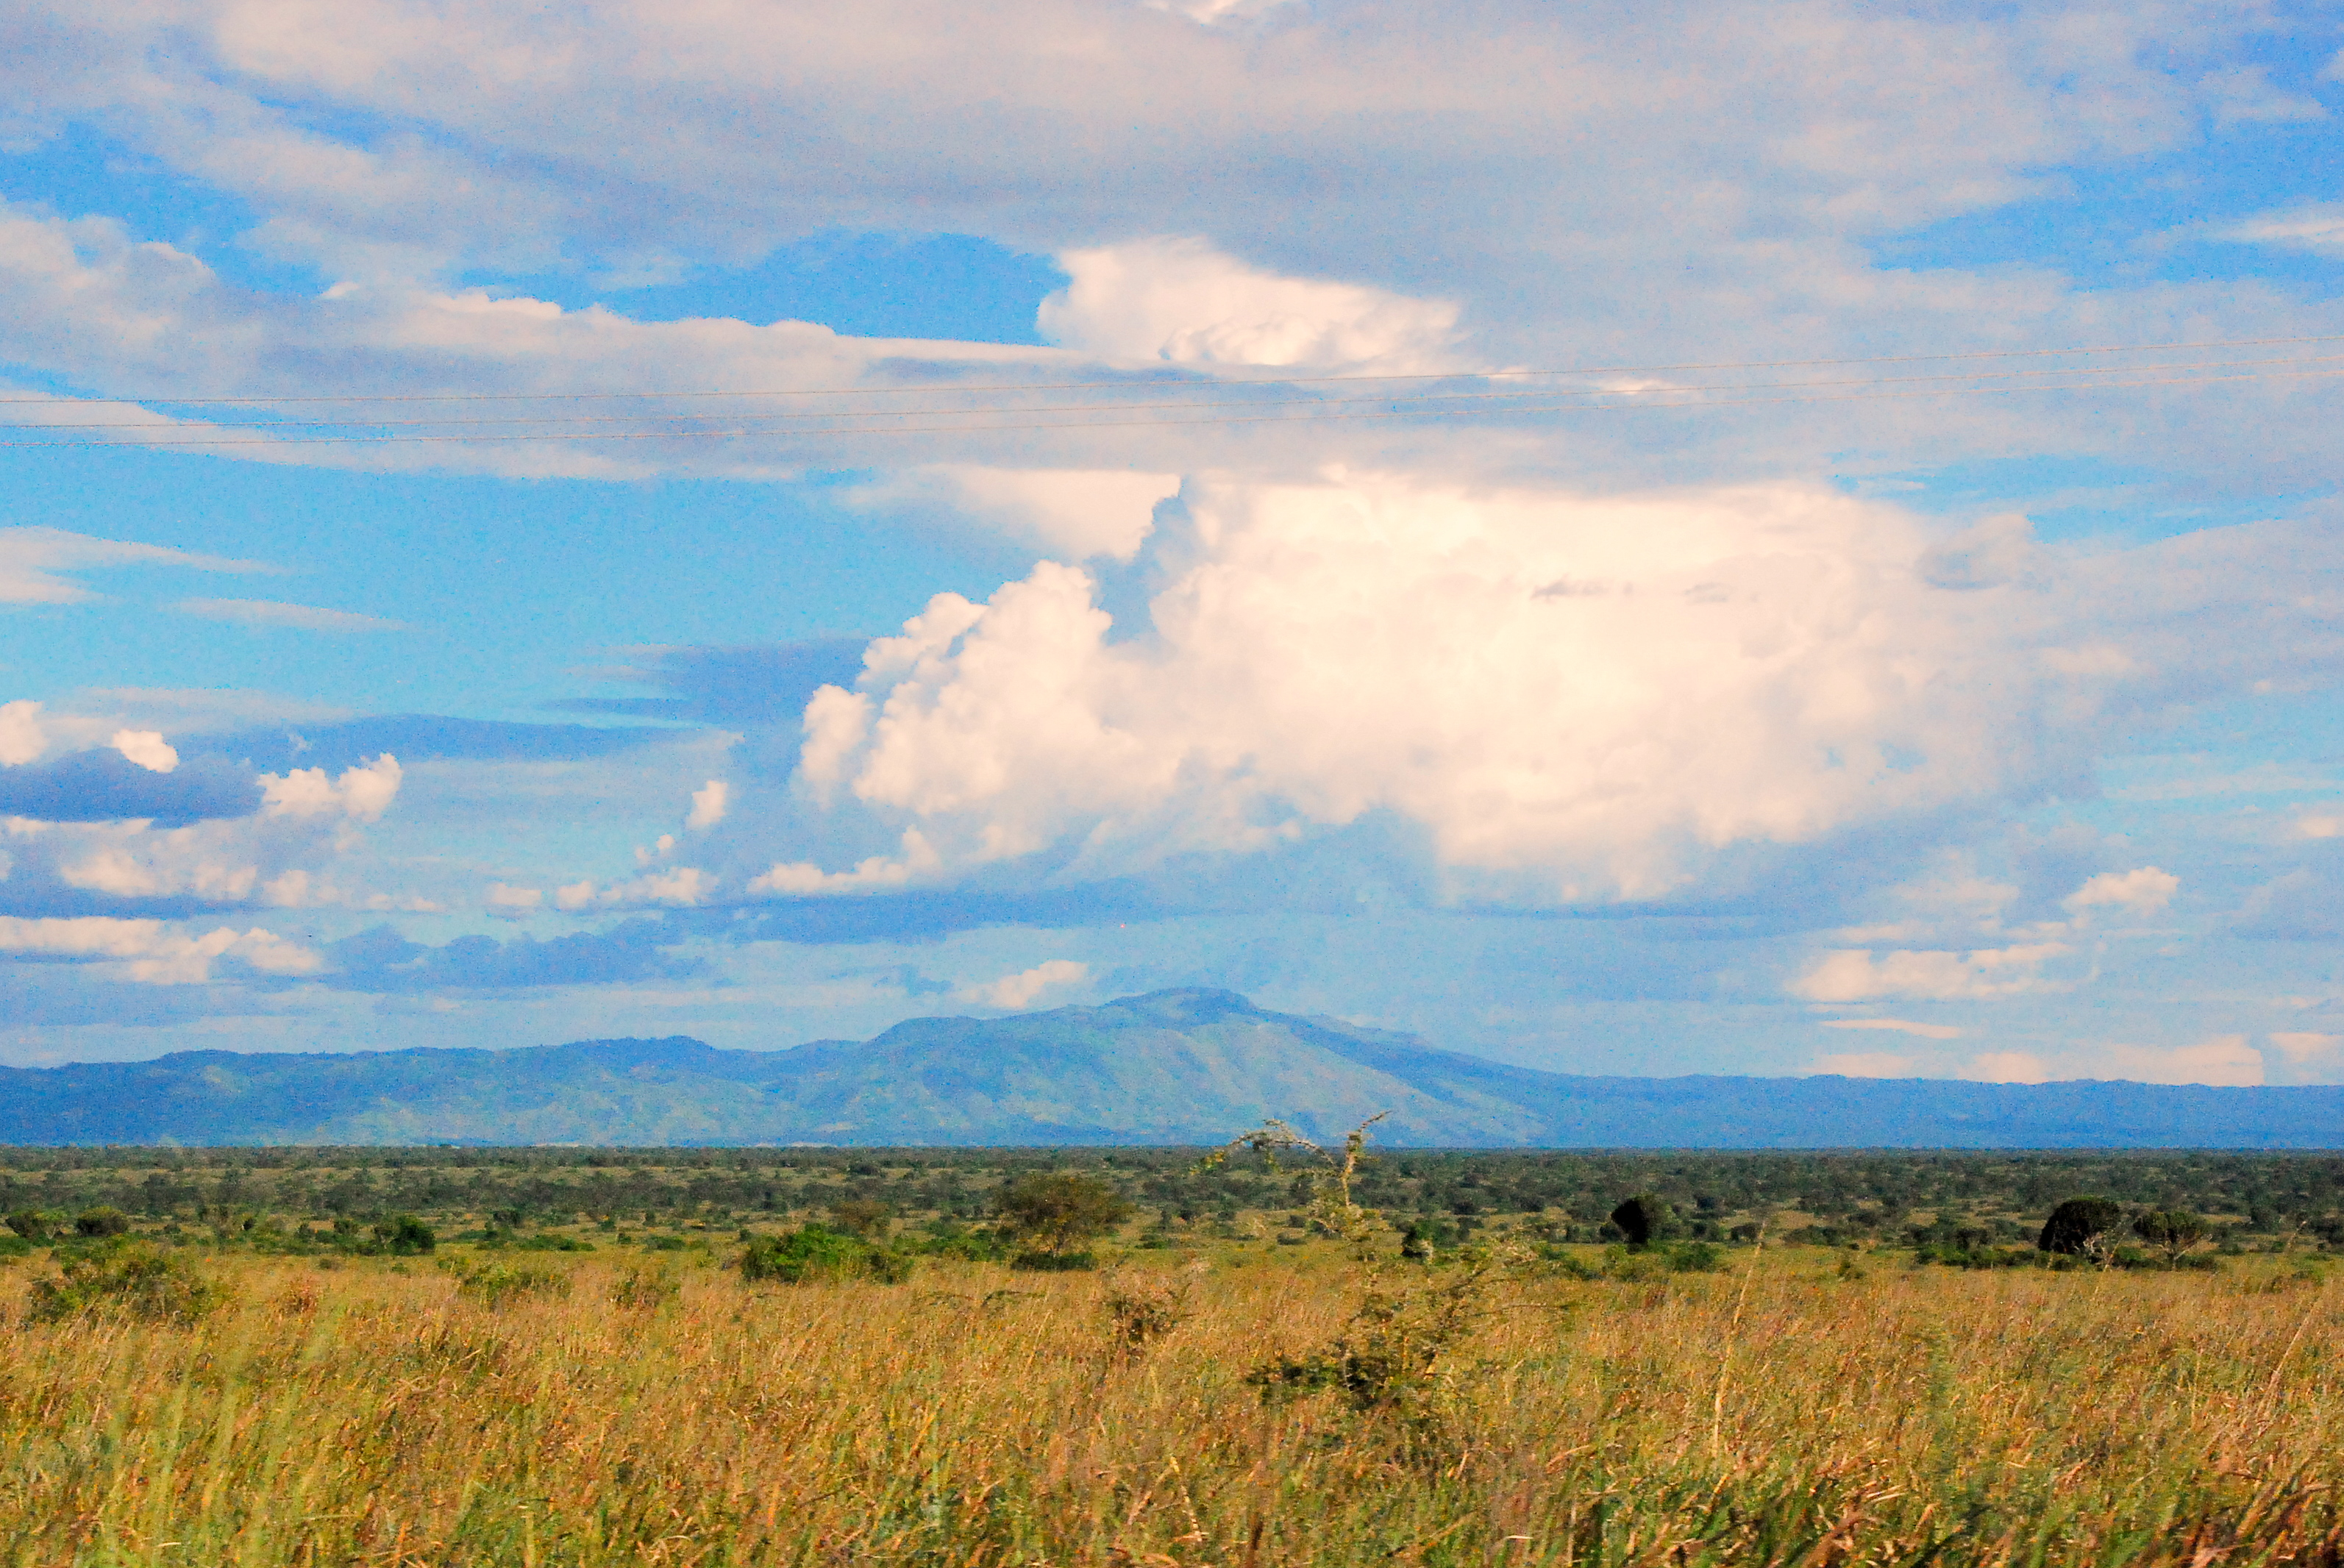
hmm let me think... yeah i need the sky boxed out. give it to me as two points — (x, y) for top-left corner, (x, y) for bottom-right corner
(1, 0), (2343, 1088)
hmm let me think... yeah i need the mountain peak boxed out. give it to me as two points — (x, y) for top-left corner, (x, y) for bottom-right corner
(3, 991), (2340, 1147)
(1091, 988), (1267, 1027)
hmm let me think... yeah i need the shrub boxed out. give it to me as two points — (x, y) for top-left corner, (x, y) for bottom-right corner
(3, 1210), (50, 1242)
(1103, 1274), (1194, 1353)
(2134, 1209), (2211, 1265)
(1246, 1247), (1502, 1421)
(27, 1246), (225, 1325)
(1609, 1194), (1675, 1247)
(995, 1172), (1133, 1260)
(2039, 1197), (2125, 1257)
(612, 1262), (680, 1309)
(914, 1224), (1009, 1263)
(73, 1207), (129, 1239)
(1011, 1250), (1097, 1272)
(374, 1214), (436, 1255)
(1663, 1240), (1725, 1273)
(454, 1262), (571, 1307)
(828, 1198), (894, 1238)
(738, 1224), (912, 1285)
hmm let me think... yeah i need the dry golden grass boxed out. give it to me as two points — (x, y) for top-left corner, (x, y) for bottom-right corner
(0, 1247), (2336, 1566)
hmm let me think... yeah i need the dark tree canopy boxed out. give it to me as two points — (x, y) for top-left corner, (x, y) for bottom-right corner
(2038, 1197), (2124, 1255)
(1610, 1194), (1673, 1247)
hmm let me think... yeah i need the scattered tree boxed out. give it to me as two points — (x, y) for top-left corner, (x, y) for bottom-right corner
(2038, 1197), (2124, 1258)
(995, 1172), (1133, 1262)
(2134, 1208), (2211, 1266)
(1201, 1113), (1389, 1255)
(1610, 1194), (1674, 1248)
(827, 1197), (894, 1238)
(5, 1210), (52, 1241)
(73, 1207), (129, 1238)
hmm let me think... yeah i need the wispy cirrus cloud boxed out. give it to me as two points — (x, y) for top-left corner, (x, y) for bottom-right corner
(0, 526), (275, 605)
(177, 598), (410, 632)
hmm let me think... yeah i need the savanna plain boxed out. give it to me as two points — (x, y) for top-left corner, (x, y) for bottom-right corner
(0, 1144), (2338, 1567)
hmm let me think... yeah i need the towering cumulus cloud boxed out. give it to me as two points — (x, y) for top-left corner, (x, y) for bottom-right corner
(773, 477), (2247, 905)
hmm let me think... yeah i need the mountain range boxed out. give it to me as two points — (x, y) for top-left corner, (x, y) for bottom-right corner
(1, 989), (2337, 1147)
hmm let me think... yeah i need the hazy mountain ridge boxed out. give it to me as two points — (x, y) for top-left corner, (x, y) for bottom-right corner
(1, 989), (2337, 1147)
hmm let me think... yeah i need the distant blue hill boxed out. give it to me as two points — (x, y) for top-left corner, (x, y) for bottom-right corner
(1, 989), (2336, 1147)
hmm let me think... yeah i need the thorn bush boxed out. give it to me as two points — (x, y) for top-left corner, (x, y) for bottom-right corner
(27, 1245), (226, 1325)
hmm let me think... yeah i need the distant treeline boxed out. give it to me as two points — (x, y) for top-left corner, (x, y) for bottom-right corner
(0, 1147), (2338, 1249)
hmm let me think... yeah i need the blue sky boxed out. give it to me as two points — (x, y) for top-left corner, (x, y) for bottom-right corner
(2, 0), (2343, 1088)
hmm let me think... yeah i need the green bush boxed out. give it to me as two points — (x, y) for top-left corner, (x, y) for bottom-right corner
(73, 1207), (129, 1239)
(373, 1215), (436, 1255)
(3, 1210), (50, 1242)
(1011, 1250), (1097, 1272)
(738, 1224), (912, 1285)
(1662, 1240), (1725, 1273)
(27, 1245), (225, 1325)
(916, 1227), (1010, 1263)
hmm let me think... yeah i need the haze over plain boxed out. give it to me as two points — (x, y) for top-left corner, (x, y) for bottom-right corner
(1, 0), (2342, 1088)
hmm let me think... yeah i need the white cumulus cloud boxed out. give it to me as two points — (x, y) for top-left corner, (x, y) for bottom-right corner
(866, 468), (1183, 561)
(0, 915), (320, 983)
(1820, 1018), (1963, 1040)
(1962, 1051), (2051, 1084)
(2063, 866), (2179, 916)
(1039, 238), (1462, 370)
(2103, 1036), (2266, 1088)
(111, 729), (179, 773)
(0, 700), (45, 766)
(2270, 1031), (2340, 1065)
(686, 778), (730, 830)
(749, 830), (941, 896)
(955, 958), (1089, 1010)
(1792, 944), (2070, 1002)
(261, 755), (402, 822)
(1812, 1050), (1917, 1077)
(485, 883), (543, 918)
(777, 479), (2197, 902)
(748, 482), (2344, 908)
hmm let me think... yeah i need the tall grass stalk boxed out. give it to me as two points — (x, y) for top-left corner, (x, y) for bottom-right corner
(0, 1250), (2334, 1565)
